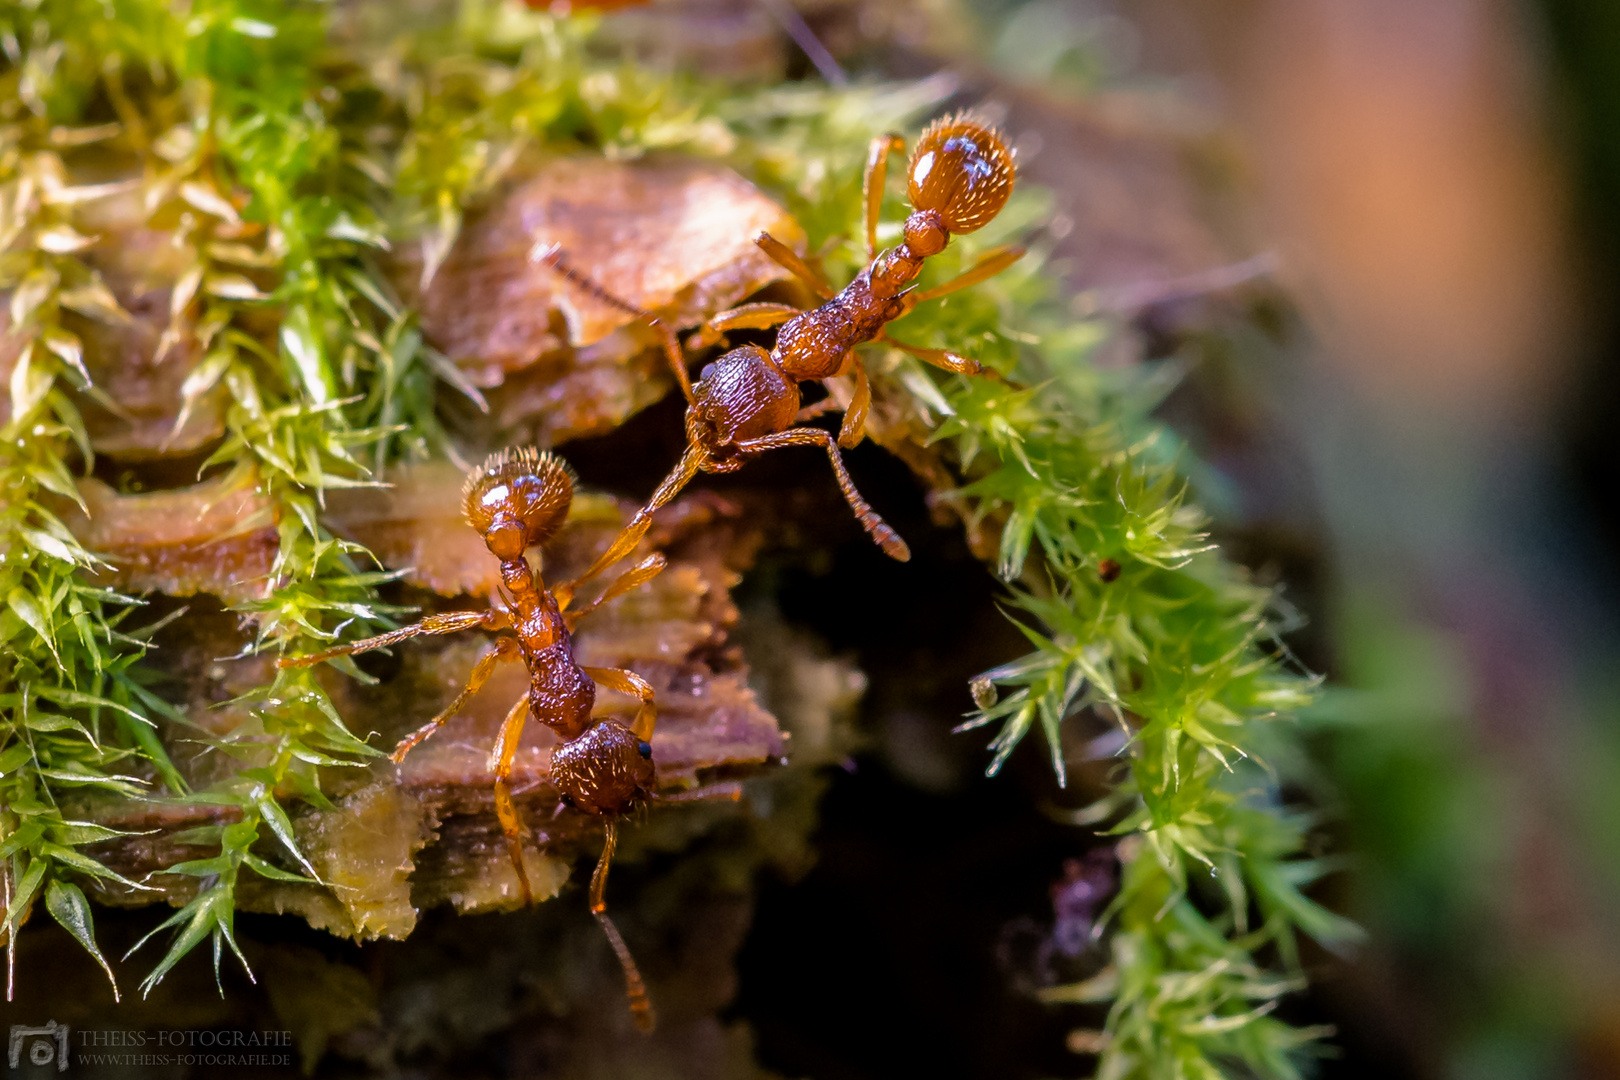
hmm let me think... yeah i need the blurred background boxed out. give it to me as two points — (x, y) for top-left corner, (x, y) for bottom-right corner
(695, 0), (1620, 1076)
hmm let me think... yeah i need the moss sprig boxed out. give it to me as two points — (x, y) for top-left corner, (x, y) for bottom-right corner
(0, 51), (189, 1002)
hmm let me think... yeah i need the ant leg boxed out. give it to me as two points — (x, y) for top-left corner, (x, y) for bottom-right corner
(734, 427), (910, 561)
(877, 331), (984, 378)
(910, 244), (1027, 303)
(836, 355), (871, 449)
(391, 636), (522, 763)
(794, 396), (841, 424)
(582, 666), (658, 741)
(277, 609), (505, 668)
(555, 445), (707, 609)
(755, 231), (835, 300)
(686, 302), (802, 351)
(532, 242), (695, 405)
(591, 819), (656, 1033)
(863, 133), (906, 261)
(564, 554), (668, 632)
(656, 781), (744, 806)
(488, 693), (536, 905)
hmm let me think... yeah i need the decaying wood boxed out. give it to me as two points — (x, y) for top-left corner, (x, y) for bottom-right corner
(55, 472), (277, 601)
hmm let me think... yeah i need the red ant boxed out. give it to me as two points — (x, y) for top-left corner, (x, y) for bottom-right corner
(538, 113), (1023, 600)
(280, 447), (728, 1032)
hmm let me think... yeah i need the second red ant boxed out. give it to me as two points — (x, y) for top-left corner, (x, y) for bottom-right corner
(281, 447), (736, 1032)
(539, 113), (1023, 601)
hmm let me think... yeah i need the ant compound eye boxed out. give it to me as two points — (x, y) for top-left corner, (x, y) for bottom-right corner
(463, 447), (575, 552)
(637, 740), (653, 759)
(908, 115), (1015, 235)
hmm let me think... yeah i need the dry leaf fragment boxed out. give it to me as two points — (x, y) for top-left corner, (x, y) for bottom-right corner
(404, 156), (806, 385)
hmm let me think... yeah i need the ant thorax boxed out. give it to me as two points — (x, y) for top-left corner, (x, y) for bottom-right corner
(772, 267), (908, 382)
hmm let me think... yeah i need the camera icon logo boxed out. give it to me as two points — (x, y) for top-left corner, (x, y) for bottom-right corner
(7, 1022), (69, 1072)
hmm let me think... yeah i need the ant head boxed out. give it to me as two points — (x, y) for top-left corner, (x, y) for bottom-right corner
(549, 720), (656, 816)
(463, 447), (575, 561)
(907, 114), (1015, 235)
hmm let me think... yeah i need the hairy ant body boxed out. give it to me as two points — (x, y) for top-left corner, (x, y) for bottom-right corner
(280, 447), (721, 1032)
(540, 114), (1023, 597)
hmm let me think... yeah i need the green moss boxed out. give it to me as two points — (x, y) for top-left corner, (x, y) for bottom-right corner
(0, 1), (1341, 1074)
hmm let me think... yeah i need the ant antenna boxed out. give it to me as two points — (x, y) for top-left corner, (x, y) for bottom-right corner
(530, 242), (642, 318)
(531, 241), (696, 403)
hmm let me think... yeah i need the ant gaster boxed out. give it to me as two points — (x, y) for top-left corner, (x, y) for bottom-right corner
(538, 114), (1023, 600)
(279, 447), (728, 1032)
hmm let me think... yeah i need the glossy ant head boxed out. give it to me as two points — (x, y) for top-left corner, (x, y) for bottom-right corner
(549, 719), (656, 816)
(463, 446), (575, 562)
(906, 114), (1015, 236)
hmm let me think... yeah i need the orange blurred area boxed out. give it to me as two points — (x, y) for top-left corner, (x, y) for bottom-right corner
(1168, 0), (1578, 420)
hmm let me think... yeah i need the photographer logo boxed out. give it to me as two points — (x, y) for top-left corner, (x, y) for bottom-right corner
(8, 1022), (69, 1072)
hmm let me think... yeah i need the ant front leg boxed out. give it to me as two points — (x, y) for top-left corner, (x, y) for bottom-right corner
(487, 693), (538, 905)
(591, 818), (656, 1032)
(734, 427), (910, 561)
(391, 635), (522, 762)
(582, 666), (658, 741)
(863, 133), (906, 261)
(277, 609), (506, 668)
(686, 302), (803, 352)
(755, 231), (835, 301)
(555, 444), (707, 608)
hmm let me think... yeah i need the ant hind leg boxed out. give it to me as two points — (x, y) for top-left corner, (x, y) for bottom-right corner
(755, 231), (835, 300)
(734, 426), (910, 561)
(910, 244), (1027, 304)
(591, 819), (656, 1032)
(878, 331), (986, 378)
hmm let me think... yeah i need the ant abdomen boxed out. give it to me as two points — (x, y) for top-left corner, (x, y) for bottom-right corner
(463, 446), (575, 560)
(907, 115), (1015, 235)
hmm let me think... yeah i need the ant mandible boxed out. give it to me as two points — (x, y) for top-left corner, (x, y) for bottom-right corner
(538, 113), (1023, 601)
(279, 447), (712, 1032)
